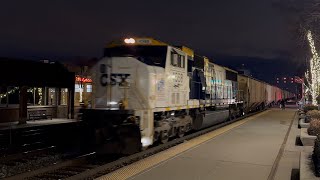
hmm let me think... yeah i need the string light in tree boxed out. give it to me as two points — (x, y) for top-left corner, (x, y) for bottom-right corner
(0, 87), (19, 99)
(38, 88), (42, 105)
(306, 30), (320, 105)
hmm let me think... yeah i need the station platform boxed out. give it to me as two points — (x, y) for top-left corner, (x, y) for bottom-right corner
(98, 107), (300, 180)
(0, 119), (79, 130)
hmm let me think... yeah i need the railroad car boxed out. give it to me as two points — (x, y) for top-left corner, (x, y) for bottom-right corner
(266, 84), (274, 107)
(238, 75), (266, 112)
(237, 75), (294, 113)
(81, 37), (294, 154)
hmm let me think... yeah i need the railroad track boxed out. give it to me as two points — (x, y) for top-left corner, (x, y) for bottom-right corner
(0, 127), (51, 155)
(0, 145), (56, 163)
(0, 146), (61, 178)
(3, 152), (104, 180)
(0, 127), (61, 178)
(3, 109), (266, 180)
(0, 145), (90, 179)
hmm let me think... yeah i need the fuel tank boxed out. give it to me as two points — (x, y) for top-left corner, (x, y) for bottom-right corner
(193, 109), (229, 130)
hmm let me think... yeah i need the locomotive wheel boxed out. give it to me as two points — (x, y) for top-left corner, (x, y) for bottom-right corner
(154, 131), (160, 142)
(229, 109), (236, 121)
(160, 131), (169, 143)
(228, 113), (232, 121)
(177, 127), (185, 138)
(231, 112), (236, 120)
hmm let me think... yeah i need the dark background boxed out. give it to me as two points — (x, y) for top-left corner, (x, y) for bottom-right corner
(0, 0), (308, 89)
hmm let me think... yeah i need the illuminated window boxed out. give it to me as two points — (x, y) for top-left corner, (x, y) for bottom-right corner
(75, 84), (81, 92)
(36, 88), (43, 105)
(86, 85), (92, 92)
(48, 88), (56, 105)
(60, 88), (68, 105)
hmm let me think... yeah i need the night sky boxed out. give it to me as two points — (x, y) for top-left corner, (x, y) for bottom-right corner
(0, 1), (306, 82)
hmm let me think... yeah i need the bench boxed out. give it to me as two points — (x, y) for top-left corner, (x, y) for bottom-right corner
(28, 110), (52, 120)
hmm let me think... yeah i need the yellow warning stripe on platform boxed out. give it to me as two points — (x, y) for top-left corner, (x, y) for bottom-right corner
(97, 110), (270, 180)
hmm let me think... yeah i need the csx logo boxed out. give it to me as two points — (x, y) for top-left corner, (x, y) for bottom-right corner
(100, 73), (130, 86)
(99, 64), (130, 86)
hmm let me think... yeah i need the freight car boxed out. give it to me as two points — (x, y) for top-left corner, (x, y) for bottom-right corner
(81, 37), (294, 154)
(237, 75), (293, 113)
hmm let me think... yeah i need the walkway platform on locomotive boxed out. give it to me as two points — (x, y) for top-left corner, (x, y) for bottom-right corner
(0, 118), (79, 130)
(98, 105), (302, 180)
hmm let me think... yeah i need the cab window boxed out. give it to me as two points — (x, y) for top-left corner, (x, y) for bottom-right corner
(171, 51), (185, 68)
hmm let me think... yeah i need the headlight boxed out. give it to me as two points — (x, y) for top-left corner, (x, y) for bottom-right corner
(124, 38), (135, 44)
(141, 137), (152, 147)
(108, 101), (118, 105)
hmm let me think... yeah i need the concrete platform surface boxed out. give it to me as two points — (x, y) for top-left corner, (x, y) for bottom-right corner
(0, 119), (79, 130)
(98, 108), (297, 180)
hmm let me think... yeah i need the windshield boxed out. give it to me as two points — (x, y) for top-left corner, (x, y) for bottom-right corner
(104, 46), (167, 68)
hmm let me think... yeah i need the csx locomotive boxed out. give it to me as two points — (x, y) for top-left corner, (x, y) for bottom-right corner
(81, 37), (293, 154)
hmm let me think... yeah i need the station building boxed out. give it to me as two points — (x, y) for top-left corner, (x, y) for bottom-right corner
(0, 58), (95, 124)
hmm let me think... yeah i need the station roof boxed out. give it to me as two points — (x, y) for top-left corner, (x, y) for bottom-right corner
(0, 58), (75, 88)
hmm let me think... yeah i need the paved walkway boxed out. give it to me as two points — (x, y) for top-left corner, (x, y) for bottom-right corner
(98, 108), (297, 180)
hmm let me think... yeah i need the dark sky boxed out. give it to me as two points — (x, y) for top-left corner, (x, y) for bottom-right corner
(0, 0), (296, 61)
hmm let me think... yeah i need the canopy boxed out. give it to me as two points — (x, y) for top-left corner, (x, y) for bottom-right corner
(0, 58), (75, 88)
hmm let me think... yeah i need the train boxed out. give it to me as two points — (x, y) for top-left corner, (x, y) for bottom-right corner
(80, 37), (294, 154)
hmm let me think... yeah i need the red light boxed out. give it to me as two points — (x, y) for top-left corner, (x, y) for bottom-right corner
(276, 78), (279, 80)
(284, 77), (286, 80)
(75, 76), (92, 83)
